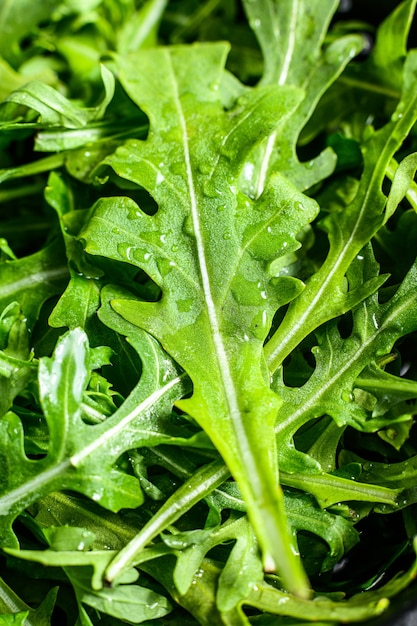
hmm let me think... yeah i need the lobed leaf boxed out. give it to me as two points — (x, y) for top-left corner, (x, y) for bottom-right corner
(265, 50), (417, 371)
(80, 41), (320, 596)
(0, 327), (191, 547)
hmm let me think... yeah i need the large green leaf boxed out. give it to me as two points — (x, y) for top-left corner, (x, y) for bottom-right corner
(79, 42), (320, 596)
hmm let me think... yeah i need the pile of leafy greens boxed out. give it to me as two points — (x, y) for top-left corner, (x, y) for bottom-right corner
(1, 0), (417, 623)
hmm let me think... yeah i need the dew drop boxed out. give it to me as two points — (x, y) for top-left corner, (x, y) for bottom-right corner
(391, 110), (403, 122)
(117, 243), (135, 261)
(242, 162), (255, 183)
(177, 298), (194, 313)
(132, 248), (151, 263)
(127, 206), (142, 220)
(198, 162), (212, 175)
(203, 181), (222, 198)
(183, 215), (194, 236)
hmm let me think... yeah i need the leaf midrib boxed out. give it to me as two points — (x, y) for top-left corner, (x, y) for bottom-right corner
(0, 375), (184, 515)
(164, 50), (264, 474)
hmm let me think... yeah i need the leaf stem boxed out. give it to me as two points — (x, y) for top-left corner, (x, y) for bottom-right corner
(104, 459), (230, 584)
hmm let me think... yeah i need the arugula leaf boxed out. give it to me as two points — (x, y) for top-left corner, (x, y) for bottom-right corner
(0, 327), (191, 548)
(0, 303), (35, 417)
(0, 0), (58, 65)
(79, 41), (320, 596)
(241, 0), (366, 195)
(0, 65), (115, 129)
(265, 50), (417, 371)
(0, 240), (68, 328)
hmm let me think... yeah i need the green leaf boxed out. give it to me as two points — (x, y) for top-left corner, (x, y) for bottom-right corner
(283, 490), (359, 573)
(80, 42), (318, 596)
(0, 577), (57, 626)
(0, 303), (34, 416)
(117, 0), (169, 54)
(265, 50), (417, 371)
(4, 547), (117, 591)
(364, 0), (417, 92)
(68, 571), (172, 624)
(104, 460), (229, 585)
(0, 239), (68, 328)
(240, 0), (365, 195)
(0, 65), (115, 128)
(3, 546), (172, 624)
(0, 327), (190, 547)
(140, 557), (248, 625)
(274, 255), (417, 448)
(2, 2), (417, 623)
(216, 518), (263, 612)
(385, 152), (417, 221)
(0, 0), (58, 64)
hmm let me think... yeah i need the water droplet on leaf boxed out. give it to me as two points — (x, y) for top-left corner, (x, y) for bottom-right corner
(183, 215), (194, 236)
(117, 243), (135, 261)
(127, 206), (142, 220)
(177, 298), (194, 312)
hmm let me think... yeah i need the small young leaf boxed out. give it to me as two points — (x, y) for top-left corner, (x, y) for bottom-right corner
(385, 152), (417, 221)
